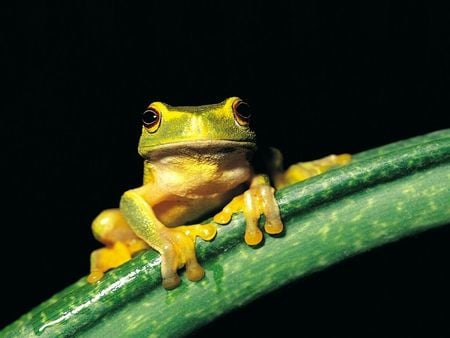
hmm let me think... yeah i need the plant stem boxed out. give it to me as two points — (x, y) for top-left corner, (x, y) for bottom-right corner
(1, 129), (449, 338)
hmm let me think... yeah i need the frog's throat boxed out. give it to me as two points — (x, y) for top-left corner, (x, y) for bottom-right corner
(140, 140), (256, 159)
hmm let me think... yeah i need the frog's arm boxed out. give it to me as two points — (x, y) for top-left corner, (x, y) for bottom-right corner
(2, 130), (449, 337)
(214, 152), (351, 245)
(119, 187), (216, 289)
(214, 174), (283, 244)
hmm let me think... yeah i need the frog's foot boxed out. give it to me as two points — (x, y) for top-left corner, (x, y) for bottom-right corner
(280, 153), (352, 188)
(88, 209), (150, 283)
(158, 223), (217, 289)
(214, 175), (283, 246)
(213, 195), (244, 225)
(88, 241), (134, 283)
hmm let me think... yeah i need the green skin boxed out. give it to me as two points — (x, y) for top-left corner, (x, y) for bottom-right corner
(2, 129), (449, 337)
(90, 97), (270, 290)
(138, 98), (256, 156)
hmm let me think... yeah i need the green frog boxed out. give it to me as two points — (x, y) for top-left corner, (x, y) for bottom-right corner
(88, 97), (351, 289)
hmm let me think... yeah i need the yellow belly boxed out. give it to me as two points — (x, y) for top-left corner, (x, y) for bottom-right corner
(153, 186), (244, 227)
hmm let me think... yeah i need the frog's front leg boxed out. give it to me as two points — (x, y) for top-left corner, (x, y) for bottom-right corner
(214, 175), (283, 245)
(214, 153), (352, 245)
(119, 188), (216, 289)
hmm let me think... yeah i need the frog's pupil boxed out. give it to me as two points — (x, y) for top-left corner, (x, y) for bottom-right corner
(236, 102), (251, 119)
(143, 109), (159, 126)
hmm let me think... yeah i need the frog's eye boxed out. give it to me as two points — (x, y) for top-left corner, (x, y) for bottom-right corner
(142, 107), (161, 133)
(232, 100), (252, 126)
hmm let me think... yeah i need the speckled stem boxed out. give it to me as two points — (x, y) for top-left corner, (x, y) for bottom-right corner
(1, 129), (449, 338)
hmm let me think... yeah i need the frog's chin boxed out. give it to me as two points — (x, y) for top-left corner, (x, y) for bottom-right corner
(140, 140), (257, 159)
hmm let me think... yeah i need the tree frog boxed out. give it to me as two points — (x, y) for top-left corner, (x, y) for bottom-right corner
(88, 97), (351, 289)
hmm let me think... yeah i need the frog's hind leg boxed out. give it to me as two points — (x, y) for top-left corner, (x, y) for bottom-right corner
(276, 152), (352, 188)
(88, 209), (148, 283)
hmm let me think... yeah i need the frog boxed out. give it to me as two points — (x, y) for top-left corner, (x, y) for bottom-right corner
(88, 97), (351, 289)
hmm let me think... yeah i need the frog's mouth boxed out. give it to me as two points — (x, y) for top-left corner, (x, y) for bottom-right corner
(140, 140), (257, 159)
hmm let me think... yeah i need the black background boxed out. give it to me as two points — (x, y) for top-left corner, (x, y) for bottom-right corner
(2, 1), (450, 336)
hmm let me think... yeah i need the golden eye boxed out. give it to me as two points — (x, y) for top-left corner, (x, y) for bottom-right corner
(142, 107), (161, 133)
(232, 99), (252, 126)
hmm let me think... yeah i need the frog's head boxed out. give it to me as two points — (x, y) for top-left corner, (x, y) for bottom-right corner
(138, 97), (257, 159)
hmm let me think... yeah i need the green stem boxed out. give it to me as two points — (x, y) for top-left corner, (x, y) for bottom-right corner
(2, 129), (449, 338)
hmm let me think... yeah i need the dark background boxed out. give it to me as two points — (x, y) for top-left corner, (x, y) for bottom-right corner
(2, 1), (450, 336)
